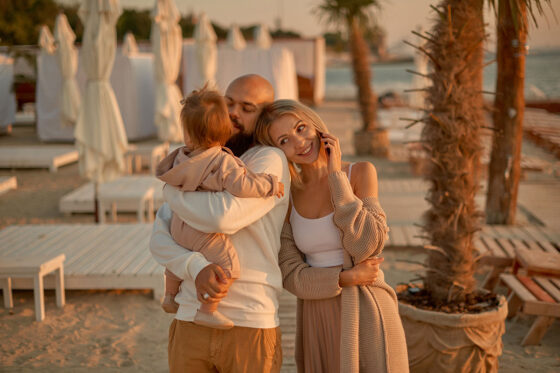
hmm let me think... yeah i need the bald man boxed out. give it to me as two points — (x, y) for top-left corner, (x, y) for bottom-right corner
(150, 75), (289, 372)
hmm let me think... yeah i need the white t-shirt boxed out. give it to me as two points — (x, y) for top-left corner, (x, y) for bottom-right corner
(150, 145), (290, 328)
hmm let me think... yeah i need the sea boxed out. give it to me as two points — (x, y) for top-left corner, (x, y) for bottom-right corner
(325, 49), (560, 101)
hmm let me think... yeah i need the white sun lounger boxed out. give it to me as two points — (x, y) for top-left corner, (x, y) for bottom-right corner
(59, 175), (164, 216)
(0, 146), (78, 172)
(0, 224), (163, 300)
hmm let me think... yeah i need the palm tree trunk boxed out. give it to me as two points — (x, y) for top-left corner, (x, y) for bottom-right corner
(485, 0), (527, 225)
(347, 15), (377, 132)
(423, 0), (485, 303)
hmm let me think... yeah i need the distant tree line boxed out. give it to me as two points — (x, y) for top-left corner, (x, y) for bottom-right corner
(0, 0), (301, 46)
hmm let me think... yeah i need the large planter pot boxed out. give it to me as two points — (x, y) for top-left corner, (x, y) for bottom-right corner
(353, 127), (390, 157)
(398, 294), (508, 373)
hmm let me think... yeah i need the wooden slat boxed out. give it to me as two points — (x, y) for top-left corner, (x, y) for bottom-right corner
(517, 275), (556, 303)
(501, 274), (537, 302)
(524, 239), (547, 253)
(496, 238), (515, 258)
(483, 237), (507, 258)
(534, 277), (560, 303)
(95, 226), (150, 274)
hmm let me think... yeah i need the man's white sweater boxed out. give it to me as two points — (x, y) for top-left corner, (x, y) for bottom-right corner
(150, 145), (290, 328)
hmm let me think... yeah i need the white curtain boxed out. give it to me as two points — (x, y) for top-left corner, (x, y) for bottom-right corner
(74, 0), (128, 183)
(227, 25), (246, 50)
(151, 0), (183, 143)
(193, 12), (217, 89)
(254, 24), (272, 49)
(54, 13), (81, 127)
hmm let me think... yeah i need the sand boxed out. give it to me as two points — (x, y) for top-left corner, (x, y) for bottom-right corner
(1, 117), (559, 372)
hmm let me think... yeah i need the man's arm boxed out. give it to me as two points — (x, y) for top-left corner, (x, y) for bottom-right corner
(164, 146), (289, 235)
(149, 203), (211, 281)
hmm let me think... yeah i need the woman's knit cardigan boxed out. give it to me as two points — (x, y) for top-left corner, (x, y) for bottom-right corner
(279, 171), (409, 372)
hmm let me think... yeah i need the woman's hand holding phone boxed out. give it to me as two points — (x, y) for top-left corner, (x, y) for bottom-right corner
(320, 132), (342, 174)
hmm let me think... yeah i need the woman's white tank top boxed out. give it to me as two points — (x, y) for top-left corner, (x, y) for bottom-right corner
(289, 165), (353, 268)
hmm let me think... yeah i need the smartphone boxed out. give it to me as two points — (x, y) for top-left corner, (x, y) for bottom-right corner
(317, 131), (330, 156)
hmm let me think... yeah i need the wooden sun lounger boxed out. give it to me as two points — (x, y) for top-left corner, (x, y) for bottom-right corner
(500, 273), (560, 345)
(0, 224), (164, 300)
(476, 226), (560, 290)
(0, 176), (17, 195)
(0, 146), (79, 172)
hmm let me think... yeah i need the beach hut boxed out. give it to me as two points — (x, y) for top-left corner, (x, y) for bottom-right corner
(151, 0), (183, 143)
(74, 0), (128, 220)
(54, 13), (81, 127)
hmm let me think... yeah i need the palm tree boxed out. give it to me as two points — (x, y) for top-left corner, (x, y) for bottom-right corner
(420, 0), (486, 303)
(315, 0), (388, 157)
(485, 0), (551, 224)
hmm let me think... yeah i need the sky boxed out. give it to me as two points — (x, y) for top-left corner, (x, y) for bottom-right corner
(59, 0), (560, 51)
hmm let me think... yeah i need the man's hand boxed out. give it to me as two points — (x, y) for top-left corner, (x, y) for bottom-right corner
(195, 264), (229, 303)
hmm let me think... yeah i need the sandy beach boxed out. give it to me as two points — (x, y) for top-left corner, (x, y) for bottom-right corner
(1, 101), (559, 372)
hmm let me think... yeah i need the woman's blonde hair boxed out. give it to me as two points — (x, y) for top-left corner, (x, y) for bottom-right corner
(255, 99), (329, 189)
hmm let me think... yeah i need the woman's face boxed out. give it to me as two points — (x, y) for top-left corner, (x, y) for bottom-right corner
(268, 114), (321, 164)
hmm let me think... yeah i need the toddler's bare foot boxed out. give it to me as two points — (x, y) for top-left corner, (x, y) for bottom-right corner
(162, 294), (179, 313)
(194, 309), (234, 330)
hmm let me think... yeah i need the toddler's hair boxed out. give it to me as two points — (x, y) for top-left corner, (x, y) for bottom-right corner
(180, 85), (231, 148)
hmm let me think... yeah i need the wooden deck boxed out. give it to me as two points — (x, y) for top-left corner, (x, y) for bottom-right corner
(0, 146), (79, 172)
(0, 224), (163, 300)
(0, 176), (17, 195)
(59, 176), (164, 215)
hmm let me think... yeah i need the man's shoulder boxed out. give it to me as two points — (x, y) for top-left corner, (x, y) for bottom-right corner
(242, 145), (287, 163)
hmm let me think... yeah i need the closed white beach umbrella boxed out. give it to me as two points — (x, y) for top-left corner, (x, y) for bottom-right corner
(54, 13), (81, 127)
(254, 24), (272, 49)
(122, 31), (139, 55)
(227, 24), (246, 50)
(151, 0), (183, 143)
(74, 0), (128, 185)
(194, 12), (217, 89)
(39, 25), (56, 54)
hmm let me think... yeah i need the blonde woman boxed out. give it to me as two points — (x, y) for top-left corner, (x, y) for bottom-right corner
(255, 100), (409, 373)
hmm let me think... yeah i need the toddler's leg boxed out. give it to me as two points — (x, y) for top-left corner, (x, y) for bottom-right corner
(194, 278), (235, 330)
(162, 269), (181, 314)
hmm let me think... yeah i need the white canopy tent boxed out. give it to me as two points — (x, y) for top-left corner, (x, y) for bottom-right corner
(0, 54), (16, 132)
(74, 0), (128, 184)
(54, 13), (81, 127)
(112, 33), (157, 140)
(193, 12), (217, 90)
(151, 0), (183, 143)
(226, 25), (246, 50)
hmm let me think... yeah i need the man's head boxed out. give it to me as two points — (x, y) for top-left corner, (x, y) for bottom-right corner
(224, 74), (274, 156)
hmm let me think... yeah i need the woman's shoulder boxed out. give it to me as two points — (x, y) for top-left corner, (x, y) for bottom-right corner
(349, 161), (379, 198)
(350, 161), (377, 181)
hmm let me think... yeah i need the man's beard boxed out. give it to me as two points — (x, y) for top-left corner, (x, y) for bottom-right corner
(225, 131), (255, 157)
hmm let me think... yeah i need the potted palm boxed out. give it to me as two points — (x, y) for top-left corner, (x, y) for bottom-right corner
(397, 1), (508, 371)
(315, 0), (389, 157)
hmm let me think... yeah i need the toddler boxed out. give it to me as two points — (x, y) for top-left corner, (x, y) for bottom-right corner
(156, 86), (283, 329)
